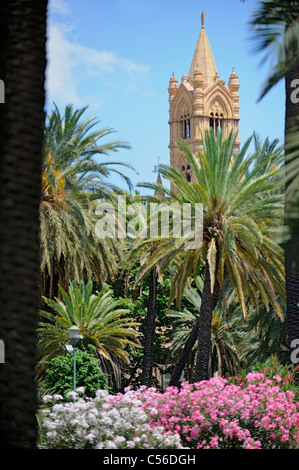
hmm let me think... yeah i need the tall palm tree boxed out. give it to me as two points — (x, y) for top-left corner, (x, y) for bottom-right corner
(44, 103), (134, 199)
(40, 155), (121, 298)
(41, 104), (134, 298)
(247, 0), (299, 365)
(119, 193), (160, 388)
(251, 131), (284, 181)
(0, 0), (47, 448)
(137, 130), (285, 384)
(141, 260), (158, 387)
(37, 280), (140, 388)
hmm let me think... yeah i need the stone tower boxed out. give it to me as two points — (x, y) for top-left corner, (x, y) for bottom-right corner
(168, 12), (240, 189)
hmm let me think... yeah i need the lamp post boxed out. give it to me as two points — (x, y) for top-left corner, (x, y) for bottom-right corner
(68, 325), (80, 392)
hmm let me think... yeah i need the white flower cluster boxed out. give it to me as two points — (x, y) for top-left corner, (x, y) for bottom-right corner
(39, 388), (183, 449)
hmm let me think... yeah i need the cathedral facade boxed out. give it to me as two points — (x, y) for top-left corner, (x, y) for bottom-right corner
(168, 12), (240, 189)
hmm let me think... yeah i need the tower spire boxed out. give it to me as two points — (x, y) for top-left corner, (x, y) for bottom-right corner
(153, 157), (164, 197)
(188, 11), (217, 86)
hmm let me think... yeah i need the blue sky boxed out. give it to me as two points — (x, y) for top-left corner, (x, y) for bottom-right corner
(46, 0), (285, 193)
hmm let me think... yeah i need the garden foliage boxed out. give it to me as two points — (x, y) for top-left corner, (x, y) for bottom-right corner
(42, 346), (108, 398)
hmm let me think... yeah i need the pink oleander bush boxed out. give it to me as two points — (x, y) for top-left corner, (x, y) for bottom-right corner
(133, 372), (299, 449)
(39, 371), (299, 449)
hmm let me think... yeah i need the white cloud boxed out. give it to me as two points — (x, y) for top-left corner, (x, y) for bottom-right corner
(45, 19), (152, 111)
(48, 0), (69, 16)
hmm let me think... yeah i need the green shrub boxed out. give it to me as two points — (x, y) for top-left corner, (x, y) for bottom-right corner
(43, 346), (108, 398)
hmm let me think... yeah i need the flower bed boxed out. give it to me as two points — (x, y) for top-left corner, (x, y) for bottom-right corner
(39, 372), (299, 449)
(38, 388), (184, 449)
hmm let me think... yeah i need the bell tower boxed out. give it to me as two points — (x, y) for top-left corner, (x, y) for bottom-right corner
(168, 12), (240, 189)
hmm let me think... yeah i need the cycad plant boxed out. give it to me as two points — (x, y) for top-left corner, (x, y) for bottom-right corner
(37, 280), (140, 387)
(136, 129), (285, 384)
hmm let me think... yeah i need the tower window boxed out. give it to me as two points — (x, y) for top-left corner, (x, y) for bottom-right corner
(181, 116), (191, 139)
(181, 161), (191, 182)
(210, 112), (223, 135)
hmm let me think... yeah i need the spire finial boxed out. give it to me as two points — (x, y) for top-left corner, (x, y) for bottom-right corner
(201, 10), (206, 28)
(153, 156), (161, 173)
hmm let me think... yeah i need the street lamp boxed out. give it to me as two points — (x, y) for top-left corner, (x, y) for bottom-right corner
(68, 325), (80, 392)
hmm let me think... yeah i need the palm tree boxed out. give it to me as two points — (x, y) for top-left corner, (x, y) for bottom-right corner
(247, 0), (299, 366)
(168, 287), (245, 385)
(0, 0), (47, 448)
(41, 104), (135, 298)
(251, 131), (284, 181)
(240, 300), (287, 366)
(137, 130), (285, 384)
(119, 193), (160, 388)
(37, 280), (140, 388)
(141, 260), (158, 387)
(167, 276), (238, 382)
(40, 157), (121, 298)
(44, 103), (134, 199)
(123, 188), (187, 388)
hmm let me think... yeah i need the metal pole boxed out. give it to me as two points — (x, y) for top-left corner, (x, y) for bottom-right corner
(73, 345), (77, 392)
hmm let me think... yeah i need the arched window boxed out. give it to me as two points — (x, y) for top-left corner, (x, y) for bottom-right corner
(181, 114), (191, 139)
(209, 111), (223, 135)
(181, 159), (191, 182)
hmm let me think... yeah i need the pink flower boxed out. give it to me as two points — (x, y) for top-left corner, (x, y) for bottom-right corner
(273, 375), (282, 383)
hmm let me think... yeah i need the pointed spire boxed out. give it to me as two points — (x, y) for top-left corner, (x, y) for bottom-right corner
(229, 67), (240, 118)
(182, 73), (188, 83)
(229, 66), (239, 92)
(168, 71), (178, 92)
(188, 11), (218, 86)
(153, 157), (164, 197)
(154, 171), (164, 197)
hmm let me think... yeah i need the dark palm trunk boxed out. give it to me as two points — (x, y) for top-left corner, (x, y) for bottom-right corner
(141, 267), (158, 387)
(0, 0), (47, 448)
(168, 318), (199, 387)
(193, 262), (220, 382)
(169, 263), (220, 387)
(284, 63), (299, 364)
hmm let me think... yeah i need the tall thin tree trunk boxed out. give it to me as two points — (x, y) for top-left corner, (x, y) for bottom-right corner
(284, 63), (299, 365)
(141, 267), (158, 387)
(194, 262), (220, 382)
(169, 264), (220, 387)
(0, 0), (47, 448)
(168, 319), (199, 387)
